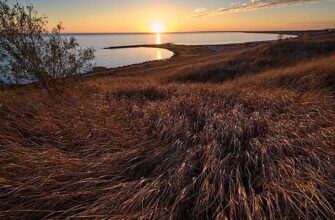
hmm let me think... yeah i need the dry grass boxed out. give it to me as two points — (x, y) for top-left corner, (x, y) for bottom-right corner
(165, 40), (335, 83)
(0, 39), (335, 219)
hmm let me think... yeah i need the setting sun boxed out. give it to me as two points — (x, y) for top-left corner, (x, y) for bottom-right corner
(151, 22), (165, 33)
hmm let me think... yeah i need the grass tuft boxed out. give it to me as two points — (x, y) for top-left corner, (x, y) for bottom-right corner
(0, 37), (335, 219)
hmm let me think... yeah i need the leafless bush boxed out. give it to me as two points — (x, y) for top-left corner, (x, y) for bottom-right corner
(0, 1), (94, 95)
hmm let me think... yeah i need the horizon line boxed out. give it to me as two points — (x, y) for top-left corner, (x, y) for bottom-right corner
(61, 28), (333, 35)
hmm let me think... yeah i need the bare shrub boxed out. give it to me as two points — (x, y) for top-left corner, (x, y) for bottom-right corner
(0, 1), (94, 94)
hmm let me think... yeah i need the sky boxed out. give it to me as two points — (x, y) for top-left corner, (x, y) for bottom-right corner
(10, 0), (335, 33)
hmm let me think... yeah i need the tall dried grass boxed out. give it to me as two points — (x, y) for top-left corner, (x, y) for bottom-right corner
(165, 40), (335, 83)
(0, 40), (334, 219)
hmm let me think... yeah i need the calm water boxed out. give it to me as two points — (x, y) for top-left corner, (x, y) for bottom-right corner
(69, 32), (294, 68)
(1, 32), (294, 84)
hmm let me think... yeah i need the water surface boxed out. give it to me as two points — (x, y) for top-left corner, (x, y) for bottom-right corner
(69, 32), (294, 68)
(1, 32), (295, 83)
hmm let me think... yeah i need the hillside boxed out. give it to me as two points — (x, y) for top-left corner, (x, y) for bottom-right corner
(0, 32), (335, 219)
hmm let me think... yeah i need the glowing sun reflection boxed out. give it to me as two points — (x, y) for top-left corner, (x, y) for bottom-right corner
(156, 50), (162, 60)
(156, 33), (161, 44)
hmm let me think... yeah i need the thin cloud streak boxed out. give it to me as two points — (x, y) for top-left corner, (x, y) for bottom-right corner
(188, 0), (325, 18)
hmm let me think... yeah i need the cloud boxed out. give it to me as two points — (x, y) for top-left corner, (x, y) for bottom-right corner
(188, 0), (324, 18)
(193, 7), (208, 13)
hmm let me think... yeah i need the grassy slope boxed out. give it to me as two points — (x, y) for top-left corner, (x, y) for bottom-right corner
(0, 37), (335, 219)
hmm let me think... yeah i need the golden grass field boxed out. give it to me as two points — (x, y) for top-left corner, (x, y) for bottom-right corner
(0, 31), (335, 219)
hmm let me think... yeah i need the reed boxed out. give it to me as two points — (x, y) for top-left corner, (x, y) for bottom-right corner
(0, 39), (334, 219)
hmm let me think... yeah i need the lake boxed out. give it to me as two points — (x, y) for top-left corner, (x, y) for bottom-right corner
(1, 32), (294, 83)
(68, 32), (294, 68)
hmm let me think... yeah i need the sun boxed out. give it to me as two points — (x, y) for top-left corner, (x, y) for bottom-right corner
(151, 22), (165, 33)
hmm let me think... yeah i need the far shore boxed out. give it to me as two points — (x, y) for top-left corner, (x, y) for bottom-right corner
(88, 29), (332, 79)
(2, 29), (333, 88)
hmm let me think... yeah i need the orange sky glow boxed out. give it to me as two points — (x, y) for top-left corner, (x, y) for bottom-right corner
(12, 0), (335, 33)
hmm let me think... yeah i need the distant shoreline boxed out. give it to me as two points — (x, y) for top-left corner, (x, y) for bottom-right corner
(3, 29), (333, 87)
(87, 29), (333, 78)
(62, 29), (331, 35)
